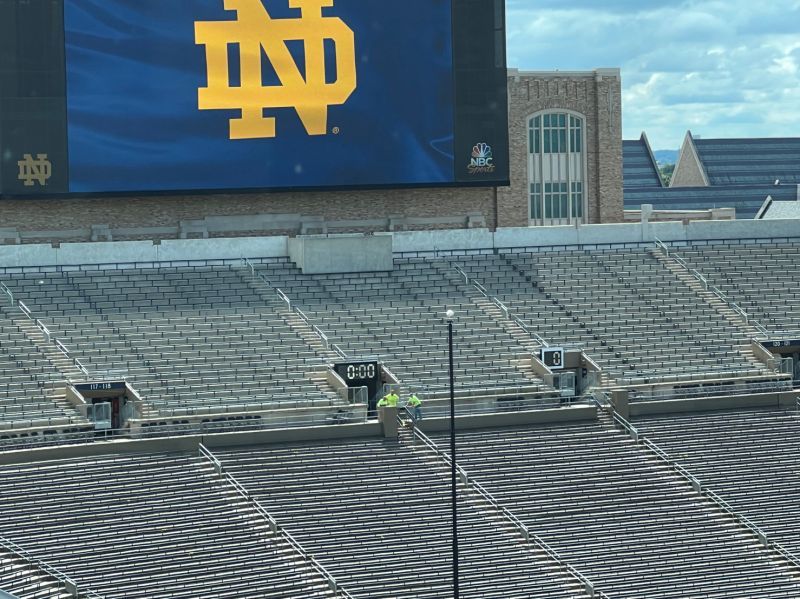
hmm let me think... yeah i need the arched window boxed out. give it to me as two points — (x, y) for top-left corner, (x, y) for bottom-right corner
(528, 112), (586, 225)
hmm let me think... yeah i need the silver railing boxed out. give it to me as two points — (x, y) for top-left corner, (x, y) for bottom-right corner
(0, 282), (93, 382)
(243, 259), (348, 360)
(448, 260), (552, 349)
(595, 396), (800, 567)
(628, 378), (793, 402)
(401, 413), (606, 598)
(198, 444), (356, 598)
(0, 409), (368, 452)
(0, 535), (105, 598)
(654, 238), (771, 338)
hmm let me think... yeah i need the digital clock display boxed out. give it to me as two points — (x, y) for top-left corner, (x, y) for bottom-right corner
(334, 361), (382, 412)
(345, 363), (377, 381)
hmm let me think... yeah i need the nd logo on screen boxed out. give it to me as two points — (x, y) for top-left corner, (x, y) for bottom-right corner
(195, 0), (357, 140)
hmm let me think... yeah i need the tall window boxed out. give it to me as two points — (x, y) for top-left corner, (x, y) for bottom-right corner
(528, 112), (586, 224)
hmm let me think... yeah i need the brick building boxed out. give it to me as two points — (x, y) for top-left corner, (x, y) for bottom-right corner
(0, 69), (624, 242)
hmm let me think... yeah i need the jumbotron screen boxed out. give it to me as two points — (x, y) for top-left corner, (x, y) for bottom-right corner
(0, 0), (508, 196)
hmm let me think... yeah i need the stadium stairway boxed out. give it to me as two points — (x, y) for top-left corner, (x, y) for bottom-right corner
(216, 435), (594, 599)
(0, 452), (344, 599)
(0, 305), (88, 434)
(0, 543), (76, 599)
(251, 256), (552, 400)
(649, 246), (765, 341)
(666, 240), (800, 338)
(430, 417), (800, 598)
(633, 406), (800, 560)
(0, 266), (349, 426)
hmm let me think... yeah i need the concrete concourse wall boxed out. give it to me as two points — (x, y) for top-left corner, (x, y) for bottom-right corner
(0, 219), (799, 270)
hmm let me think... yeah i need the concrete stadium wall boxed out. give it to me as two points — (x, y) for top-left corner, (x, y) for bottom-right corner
(416, 405), (597, 434)
(629, 391), (799, 418)
(0, 219), (798, 270)
(288, 233), (393, 273)
(0, 422), (383, 466)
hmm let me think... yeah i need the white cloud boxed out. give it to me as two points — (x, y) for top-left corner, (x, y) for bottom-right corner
(505, 0), (800, 150)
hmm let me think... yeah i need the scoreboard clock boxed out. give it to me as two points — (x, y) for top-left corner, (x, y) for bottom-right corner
(334, 361), (382, 411)
(541, 347), (565, 370)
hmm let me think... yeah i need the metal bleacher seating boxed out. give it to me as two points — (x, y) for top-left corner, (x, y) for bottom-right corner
(675, 240), (800, 338)
(634, 407), (800, 559)
(216, 436), (589, 599)
(433, 420), (800, 598)
(2, 266), (341, 419)
(0, 306), (86, 432)
(256, 257), (549, 398)
(456, 247), (768, 383)
(0, 452), (339, 598)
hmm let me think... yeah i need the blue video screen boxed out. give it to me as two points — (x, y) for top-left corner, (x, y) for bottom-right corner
(64, 0), (455, 193)
(0, 0), (507, 196)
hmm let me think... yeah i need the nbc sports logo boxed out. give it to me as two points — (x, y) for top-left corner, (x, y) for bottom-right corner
(468, 142), (496, 174)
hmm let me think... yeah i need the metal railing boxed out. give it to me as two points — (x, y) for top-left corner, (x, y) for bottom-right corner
(401, 413), (605, 597)
(448, 260), (553, 349)
(0, 280), (93, 381)
(0, 409), (368, 452)
(0, 281), (13, 306)
(198, 444), (356, 598)
(243, 259), (347, 360)
(0, 535), (105, 598)
(596, 396), (800, 568)
(628, 378), (793, 402)
(653, 238), (771, 338)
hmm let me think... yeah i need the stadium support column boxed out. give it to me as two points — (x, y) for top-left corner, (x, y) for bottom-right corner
(446, 309), (459, 598)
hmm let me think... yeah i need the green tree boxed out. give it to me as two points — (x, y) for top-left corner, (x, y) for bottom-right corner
(659, 163), (675, 186)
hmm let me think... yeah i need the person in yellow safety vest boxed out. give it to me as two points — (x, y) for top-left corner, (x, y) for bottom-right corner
(407, 393), (422, 422)
(378, 391), (399, 409)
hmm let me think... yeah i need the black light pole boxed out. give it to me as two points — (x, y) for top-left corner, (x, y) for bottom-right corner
(445, 308), (459, 599)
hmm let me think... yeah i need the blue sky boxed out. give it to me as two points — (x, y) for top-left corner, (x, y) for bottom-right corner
(505, 0), (800, 150)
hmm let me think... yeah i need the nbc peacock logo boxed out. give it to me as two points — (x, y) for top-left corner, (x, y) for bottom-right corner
(468, 142), (495, 174)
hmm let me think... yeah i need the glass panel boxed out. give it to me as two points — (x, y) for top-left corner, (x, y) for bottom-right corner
(559, 130), (566, 153)
(543, 114), (550, 127)
(559, 113), (566, 127)
(561, 194), (568, 218)
(534, 129), (540, 153)
(534, 116), (540, 127)
(544, 130), (550, 153)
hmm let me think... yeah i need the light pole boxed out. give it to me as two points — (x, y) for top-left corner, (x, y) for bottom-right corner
(445, 308), (459, 599)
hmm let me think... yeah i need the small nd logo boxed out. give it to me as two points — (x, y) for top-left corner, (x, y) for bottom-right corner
(17, 154), (52, 187)
(196, 0), (357, 140)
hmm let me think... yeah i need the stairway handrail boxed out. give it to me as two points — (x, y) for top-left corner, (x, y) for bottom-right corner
(198, 444), (357, 598)
(400, 412), (605, 598)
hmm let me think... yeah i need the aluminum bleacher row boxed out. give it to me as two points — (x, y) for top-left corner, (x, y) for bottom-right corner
(0, 307), (86, 432)
(0, 452), (340, 599)
(3, 408), (800, 598)
(0, 238), (796, 432)
(634, 407), (800, 559)
(430, 419), (800, 598)
(1, 267), (342, 419)
(672, 240), (800, 338)
(216, 437), (587, 599)
(253, 256), (548, 398)
(455, 246), (769, 383)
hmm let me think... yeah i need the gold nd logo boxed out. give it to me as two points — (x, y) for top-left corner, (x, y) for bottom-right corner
(195, 0), (357, 140)
(17, 154), (52, 187)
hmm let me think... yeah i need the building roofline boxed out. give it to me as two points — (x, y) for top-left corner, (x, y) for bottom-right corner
(671, 130), (710, 188)
(507, 67), (621, 79)
(639, 131), (664, 188)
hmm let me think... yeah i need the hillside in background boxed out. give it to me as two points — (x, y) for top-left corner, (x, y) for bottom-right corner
(654, 149), (678, 166)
